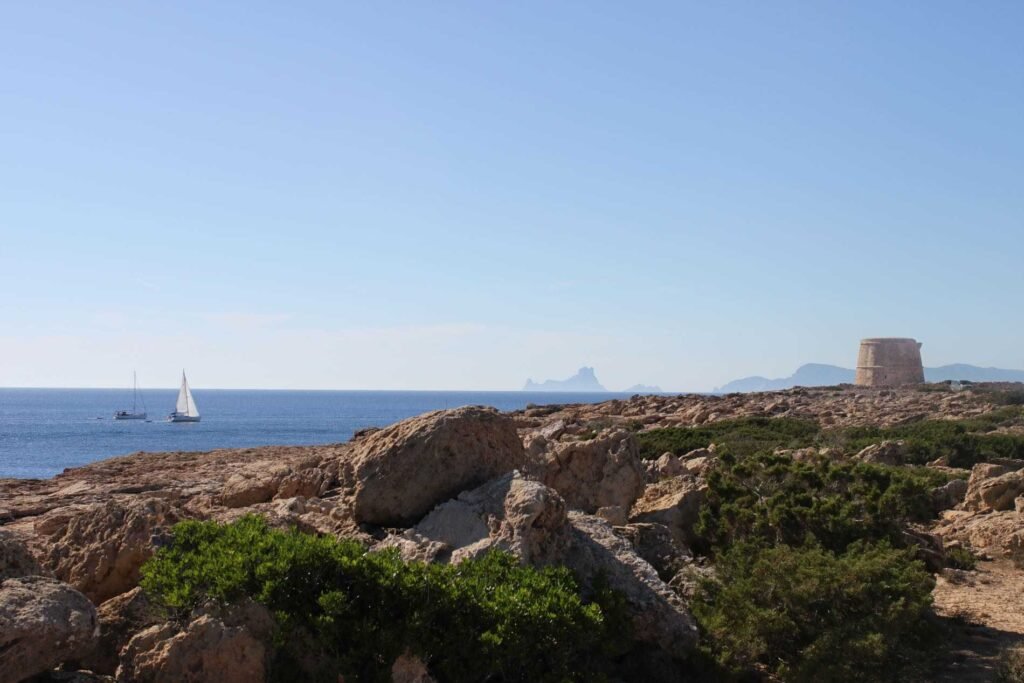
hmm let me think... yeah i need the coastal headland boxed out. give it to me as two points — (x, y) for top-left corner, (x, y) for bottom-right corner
(2, 382), (1024, 682)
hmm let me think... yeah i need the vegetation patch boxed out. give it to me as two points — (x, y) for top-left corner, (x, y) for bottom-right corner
(141, 516), (629, 683)
(695, 452), (938, 554)
(945, 546), (978, 571)
(825, 412), (1024, 467)
(638, 409), (1024, 467)
(636, 417), (820, 460)
(694, 541), (937, 682)
(692, 452), (942, 681)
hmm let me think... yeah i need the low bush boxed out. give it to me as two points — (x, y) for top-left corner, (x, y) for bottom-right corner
(823, 413), (1024, 468)
(997, 645), (1024, 683)
(141, 516), (629, 683)
(696, 452), (938, 554)
(694, 541), (937, 682)
(945, 546), (978, 571)
(640, 410), (1024, 468)
(636, 417), (820, 460)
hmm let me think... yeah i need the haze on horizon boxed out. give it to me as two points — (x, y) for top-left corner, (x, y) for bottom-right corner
(2, 2), (1022, 393)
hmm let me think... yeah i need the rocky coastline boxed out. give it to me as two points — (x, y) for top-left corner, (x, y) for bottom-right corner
(2, 383), (1023, 682)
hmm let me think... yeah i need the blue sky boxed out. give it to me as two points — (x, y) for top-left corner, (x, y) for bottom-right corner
(1, 2), (1021, 391)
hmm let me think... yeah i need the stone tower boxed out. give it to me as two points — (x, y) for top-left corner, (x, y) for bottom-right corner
(855, 338), (925, 387)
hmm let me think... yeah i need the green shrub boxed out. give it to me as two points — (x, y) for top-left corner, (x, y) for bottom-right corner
(141, 516), (628, 683)
(693, 541), (937, 682)
(945, 546), (978, 571)
(823, 413), (1024, 468)
(997, 645), (1024, 683)
(636, 417), (820, 460)
(696, 452), (938, 554)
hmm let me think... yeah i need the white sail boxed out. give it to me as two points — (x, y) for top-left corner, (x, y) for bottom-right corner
(175, 373), (200, 418)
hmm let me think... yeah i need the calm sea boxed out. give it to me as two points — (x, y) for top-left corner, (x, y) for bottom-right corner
(0, 388), (636, 479)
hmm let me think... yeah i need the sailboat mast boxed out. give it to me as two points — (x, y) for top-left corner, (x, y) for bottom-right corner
(133, 371), (137, 412)
(183, 371), (190, 415)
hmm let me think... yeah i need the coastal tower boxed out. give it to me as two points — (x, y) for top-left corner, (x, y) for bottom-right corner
(854, 338), (925, 387)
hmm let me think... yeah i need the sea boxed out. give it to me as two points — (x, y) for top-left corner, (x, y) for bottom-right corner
(0, 388), (637, 480)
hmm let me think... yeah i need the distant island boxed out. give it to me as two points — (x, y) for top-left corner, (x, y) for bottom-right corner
(715, 362), (1024, 393)
(524, 367), (607, 392)
(523, 367), (663, 393)
(624, 384), (663, 393)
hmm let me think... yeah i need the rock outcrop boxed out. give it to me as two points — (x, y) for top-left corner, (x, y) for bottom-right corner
(36, 498), (183, 603)
(0, 576), (99, 683)
(965, 467), (1024, 513)
(342, 407), (527, 525)
(561, 513), (698, 658)
(629, 475), (706, 547)
(853, 440), (906, 466)
(536, 429), (645, 513)
(0, 527), (47, 580)
(404, 471), (568, 565)
(117, 602), (273, 683)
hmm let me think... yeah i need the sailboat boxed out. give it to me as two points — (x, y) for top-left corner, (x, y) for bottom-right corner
(168, 371), (201, 423)
(114, 371), (147, 420)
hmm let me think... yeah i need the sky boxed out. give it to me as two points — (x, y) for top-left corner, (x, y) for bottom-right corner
(1, 2), (1022, 392)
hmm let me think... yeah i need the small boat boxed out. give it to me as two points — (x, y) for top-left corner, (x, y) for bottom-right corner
(168, 371), (201, 423)
(114, 371), (147, 420)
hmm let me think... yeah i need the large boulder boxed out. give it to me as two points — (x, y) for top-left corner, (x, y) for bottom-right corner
(342, 407), (527, 525)
(385, 471), (568, 565)
(0, 576), (99, 683)
(853, 440), (906, 466)
(614, 522), (693, 582)
(561, 513), (699, 658)
(220, 460), (332, 508)
(932, 478), (969, 513)
(537, 429), (645, 513)
(36, 498), (183, 603)
(629, 475), (706, 546)
(0, 528), (47, 580)
(933, 509), (1024, 567)
(117, 602), (273, 683)
(76, 587), (162, 676)
(964, 464), (1024, 512)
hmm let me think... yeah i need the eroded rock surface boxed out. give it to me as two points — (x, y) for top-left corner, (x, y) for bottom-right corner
(0, 576), (99, 683)
(536, 429), (645, 513)
(117, 603), (273, 683)
(37, 498), (183, 604)
(629, 475), (706, 547)
(342, 407), (527, 525)
(562, 513), (698, 658)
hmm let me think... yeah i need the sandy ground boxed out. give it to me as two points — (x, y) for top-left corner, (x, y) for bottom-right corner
(932, 560), (1024, 682)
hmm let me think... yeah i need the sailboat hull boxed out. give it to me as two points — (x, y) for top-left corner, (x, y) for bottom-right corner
(114, 412), (147, 420)
(168, 413), (200, 423)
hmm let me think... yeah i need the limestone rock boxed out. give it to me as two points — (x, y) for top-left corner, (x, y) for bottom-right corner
(0, 527), (47, 580)
(629, 476), (706, 547)
(933, 509), (1024, 567)
(0, 576), (99, 683)
(965, 465), (1024, 512)
(342, 407), (527, 525)
(221, 471), (285, 508)
(596, 505), (628, 526)
(854, 440), (906, 466)
(391, 652), (435, 683)
(561, 513), (698, 658)
(963, 463), (1010, 510)
(614, 522), (693, 582)
(653, 453), (684, 478)
(76, 587), (162, 676)
(538, 429), (645, 513)
(36, 498), (183, 603)
(932, 478), (969, 513)
(117, 604), (271, 683)
(409, 471), (568, 565)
